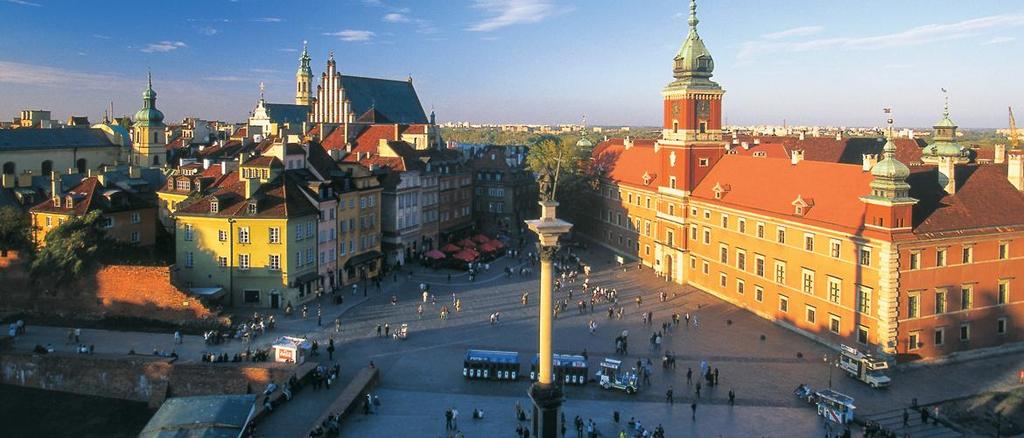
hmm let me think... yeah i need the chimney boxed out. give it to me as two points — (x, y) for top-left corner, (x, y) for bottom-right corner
(938, 158), (957, 194)
(753, 138), (761, 145)
(17, 170), (32, 188)
(1, 174), (13, 189)
(799, 131), (805, 141)
(220, 160), (228, 176)
(623, 136), (633, 150)
(244, 177), (260, 199)
(50, 170), (61, 197)
(994, 144), (1006, 164)
(791, 150), (805, 165)
(1008, 150), (1024, 191)
(835, 132), (842, 141)
(732, 138), (739, 145)
(862, 154), (878, 171)
(203, 158), (211, 169)
(741, 142), (749, 150)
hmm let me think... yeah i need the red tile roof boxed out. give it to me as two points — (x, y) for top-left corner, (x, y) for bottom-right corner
(731, 135), (925, 165)
(175, 171), (317, 219)
(725, 141), (789, 159)
(165, 136), (187, 151)
(592, 138), (661, 189)
(353, 125), (400, 154)
(691, 155), (874, 232)
(30, 177), (154, 216)
(909, 164), (1024, 236)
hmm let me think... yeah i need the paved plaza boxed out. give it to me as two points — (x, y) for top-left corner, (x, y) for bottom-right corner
(8, 242), (1023, 436)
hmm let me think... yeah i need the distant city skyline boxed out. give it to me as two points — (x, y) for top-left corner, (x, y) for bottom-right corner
(1, 0), (1022, 128)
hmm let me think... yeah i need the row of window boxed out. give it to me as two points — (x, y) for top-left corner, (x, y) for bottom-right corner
(908, 319), (1009, 351)
(693, 211), (872, 266)
(906, 281), (1013, 318)
(908, 242), (1012, 270)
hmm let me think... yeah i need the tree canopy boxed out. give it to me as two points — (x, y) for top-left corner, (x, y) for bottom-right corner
(30, 210), (112, 288)
(525, 135), (603, 223)
(0, 206), (31, 256)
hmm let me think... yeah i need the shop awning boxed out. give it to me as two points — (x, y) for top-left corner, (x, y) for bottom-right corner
(187, 287), (226, 299)
(292, 272), (320, 286)
(344, 250), (383, 269)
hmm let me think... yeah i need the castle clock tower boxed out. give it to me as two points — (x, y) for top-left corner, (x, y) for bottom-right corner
(657, 0), (725, 193)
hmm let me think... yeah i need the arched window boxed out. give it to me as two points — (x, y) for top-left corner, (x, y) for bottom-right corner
(76, 158), (87, 174)
(2, 162), (14, 175)
(41, 160), (53, 176)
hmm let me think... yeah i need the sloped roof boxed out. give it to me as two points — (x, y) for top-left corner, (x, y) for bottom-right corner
(340, 75), (427, 124)
(352, 125), (400, 154)
(140, 394), (255, 438)
(356, 108), (393, 124)
(592, 138), (660, 188)
(175, 171), (317, 219)
(0, 128), (117, 151)
(305, 141), (338, 179)
(725, 142), (789, 159)
(263, 103), (310, 125)
(691, 155), (873, 232)
(732, 135), (925, 165)
(30, 176), (154, 216)
(909, 164), (1024, 236)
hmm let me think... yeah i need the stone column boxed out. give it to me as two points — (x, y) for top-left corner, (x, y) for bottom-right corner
(525, 200), (572, 438)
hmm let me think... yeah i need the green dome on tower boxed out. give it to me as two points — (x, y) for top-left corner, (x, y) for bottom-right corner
(669, 0), (718, 90)
(134, 72), (165, 127)
(871, 139), (911, 180)
(923, 95), (966, 161)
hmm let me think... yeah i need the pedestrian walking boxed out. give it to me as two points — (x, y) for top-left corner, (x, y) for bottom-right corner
(174, 331), (181, 344)
(452, 407), (459, 430)
(384, 323), (390, 338)
(666, 387), (674, 405)
(328, 338), (335, 360)
(686, 367), (693, 385)
(74, 328), (81, 343)
(691, 402), (697, 420)
(728, 389), (735, 406)
(335, 318), (341, 333)
(445, 408), (453, 430)
(695, 381), (701, 398)
(376, 324), (382, 337)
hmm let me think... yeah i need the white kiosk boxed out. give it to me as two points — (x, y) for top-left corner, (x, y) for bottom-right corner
(271, 336), (311, 364)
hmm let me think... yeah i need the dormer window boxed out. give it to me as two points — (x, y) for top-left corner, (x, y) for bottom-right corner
(791, 195), (812, 216)
(642, 172), (653, 186)
(53, 197), (61, 207)
(248, 202), (258, 215)
(65, 195), (74, 208)
(712, 182), (730, 200)
(210, 200), (219, 213)
(753, 151), (766, 158)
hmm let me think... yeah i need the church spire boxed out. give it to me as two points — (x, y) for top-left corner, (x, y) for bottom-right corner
(295, 41), (314, 106)
(688, 0), (699, 33)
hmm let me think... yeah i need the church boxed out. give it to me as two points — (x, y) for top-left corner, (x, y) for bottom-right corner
(585, 0), (1024, 361)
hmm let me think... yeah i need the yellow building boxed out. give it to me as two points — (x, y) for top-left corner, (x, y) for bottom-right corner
(156, 161), (234, 231)
(172, 156), (319, 308)
(30, 175), (157, 248)
(336, 162), (383, 285)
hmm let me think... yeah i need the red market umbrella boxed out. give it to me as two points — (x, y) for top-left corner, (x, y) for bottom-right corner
(442, 243), (461, 253)
(424, 249), (446, 260)
(472, 234), (490, 244)
(479, 242), (497, 253)
(490, 240), (505, 249)
(458, 239), (477, 249)
(453, 249), (479, 262)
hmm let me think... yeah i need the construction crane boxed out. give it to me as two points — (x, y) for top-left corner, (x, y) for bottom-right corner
(1010, 106), (1020, 149)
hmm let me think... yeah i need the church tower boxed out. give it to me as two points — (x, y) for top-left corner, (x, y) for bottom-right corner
(295, 41), (314, 106)
(132, 72), (166, 167)
(658, 0), (725, 193)
(312, 52), (350, 124)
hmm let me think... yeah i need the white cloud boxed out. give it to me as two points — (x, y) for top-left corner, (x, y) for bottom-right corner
(278, 48), (298, 52)
(323, 30), (375, 42)
(383, 13), (409, 23)
(738, 14), (1024, 62)
(252, 17), (282, 23)
(92, 34), (111, 39)
(141, 41), (187, 53)
(0, 60), (120, 90)
(197, 26), (218, 36)
(761, 25), (824, 40)
(6, 0), (42, 7)
(983, 36), (1015, 45)
(467, 0), (568, 32)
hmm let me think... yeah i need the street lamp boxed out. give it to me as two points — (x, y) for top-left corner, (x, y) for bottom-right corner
(823, 354), (833, 389)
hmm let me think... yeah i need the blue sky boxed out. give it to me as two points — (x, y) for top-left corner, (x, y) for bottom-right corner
(0, 0), (1021, 128)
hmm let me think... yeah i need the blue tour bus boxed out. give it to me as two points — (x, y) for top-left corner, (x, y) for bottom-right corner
(529, 354), (589, 385)
(464, 349), (520, 381)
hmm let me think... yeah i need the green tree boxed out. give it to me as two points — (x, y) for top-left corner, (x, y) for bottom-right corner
(0, 206), (31, 257)
(525, 135), (602, 223)
(30, 210), (111, 289)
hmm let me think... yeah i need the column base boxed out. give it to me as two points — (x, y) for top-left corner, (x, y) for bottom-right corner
(529, 382), (563, 438)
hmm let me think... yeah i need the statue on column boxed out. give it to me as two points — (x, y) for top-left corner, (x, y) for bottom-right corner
(537, 169), (555, 202)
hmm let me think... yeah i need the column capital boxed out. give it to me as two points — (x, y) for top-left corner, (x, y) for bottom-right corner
(539, 245), (558, 262)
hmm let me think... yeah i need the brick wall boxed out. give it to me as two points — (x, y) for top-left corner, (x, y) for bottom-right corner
(0, 351), (298, 407)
